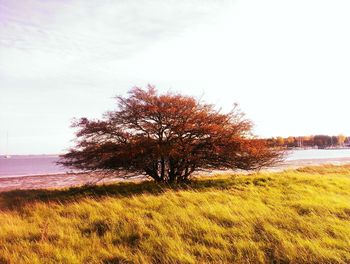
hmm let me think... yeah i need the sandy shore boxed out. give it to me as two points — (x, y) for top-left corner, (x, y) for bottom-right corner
(0, 172), (147, 192)
(1, 157), (350, 192)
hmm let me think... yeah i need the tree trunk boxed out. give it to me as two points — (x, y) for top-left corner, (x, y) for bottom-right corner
(160, 157), (165, 181)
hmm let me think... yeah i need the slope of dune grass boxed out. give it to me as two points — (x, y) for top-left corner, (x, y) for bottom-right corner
(0, 165), (350, 263)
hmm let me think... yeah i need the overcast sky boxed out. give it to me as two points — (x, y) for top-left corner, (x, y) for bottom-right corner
(1, 0), (350, 154)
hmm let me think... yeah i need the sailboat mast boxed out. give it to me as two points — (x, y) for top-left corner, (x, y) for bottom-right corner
(6, 132), (8, 155)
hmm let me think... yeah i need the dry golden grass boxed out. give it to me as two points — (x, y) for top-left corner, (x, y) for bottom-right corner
(1, 164), (350, 263)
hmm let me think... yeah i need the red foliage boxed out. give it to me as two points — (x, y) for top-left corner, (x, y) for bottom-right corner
(60, 86), (282, 183)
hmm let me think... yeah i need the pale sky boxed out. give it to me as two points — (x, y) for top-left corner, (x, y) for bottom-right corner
(1, 0), (350, 154)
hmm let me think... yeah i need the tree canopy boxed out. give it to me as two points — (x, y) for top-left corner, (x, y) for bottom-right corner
(60, 86), (282, 183)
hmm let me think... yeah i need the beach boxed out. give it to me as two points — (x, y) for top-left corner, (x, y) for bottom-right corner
(0, 172), (148, 192)
(1, 153), (350, 192)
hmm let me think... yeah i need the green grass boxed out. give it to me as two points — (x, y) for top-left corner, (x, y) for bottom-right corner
(1, 165), (350, 263)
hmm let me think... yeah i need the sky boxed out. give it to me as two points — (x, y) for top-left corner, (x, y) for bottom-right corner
(1, 0), (350, 154)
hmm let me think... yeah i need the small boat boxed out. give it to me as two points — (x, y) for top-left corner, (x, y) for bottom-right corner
(4, 155), (11, 159)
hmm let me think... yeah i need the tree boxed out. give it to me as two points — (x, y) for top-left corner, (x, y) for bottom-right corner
(60, 86), (282, 183)
(276, 137), (285, 146)
(337, 135), (346, 146)
(314, 135), (332, 149)
(283, 137), (296, 148)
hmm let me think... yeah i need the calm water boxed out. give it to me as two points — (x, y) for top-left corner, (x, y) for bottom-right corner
(1, 149), (350, 177)
(287, 148), (350, 160)
(0, 155), (66, 178)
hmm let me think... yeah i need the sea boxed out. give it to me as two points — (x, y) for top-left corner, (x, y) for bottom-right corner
(1, 149), (350, 178)
(0, 155), (66, 178)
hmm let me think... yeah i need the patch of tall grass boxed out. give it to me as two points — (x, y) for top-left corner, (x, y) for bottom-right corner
(0, 165), (350, 263)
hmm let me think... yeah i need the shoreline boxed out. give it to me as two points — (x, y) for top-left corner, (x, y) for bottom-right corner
(1, 157), (350, 192)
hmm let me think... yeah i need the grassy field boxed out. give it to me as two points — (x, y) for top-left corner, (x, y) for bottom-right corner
(0, 165), (350, 263)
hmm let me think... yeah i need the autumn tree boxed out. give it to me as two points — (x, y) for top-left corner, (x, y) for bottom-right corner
(314, 135), (332, 149)
(276, 137), (285, 146)
(337, 135), (347, 146)
(60, 86), (282, 183)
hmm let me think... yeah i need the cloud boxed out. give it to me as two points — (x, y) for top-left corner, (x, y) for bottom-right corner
(0, 0), (228, 85)
(0, 0), (226, 57)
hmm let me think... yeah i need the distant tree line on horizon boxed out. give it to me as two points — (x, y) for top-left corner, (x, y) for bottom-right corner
(266, 135), (350, 149)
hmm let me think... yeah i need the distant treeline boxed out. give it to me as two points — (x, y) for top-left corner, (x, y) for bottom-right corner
(266, 135), (350, 149)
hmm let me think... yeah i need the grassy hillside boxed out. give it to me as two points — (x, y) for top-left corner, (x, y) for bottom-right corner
(1, 165), (350, 263)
